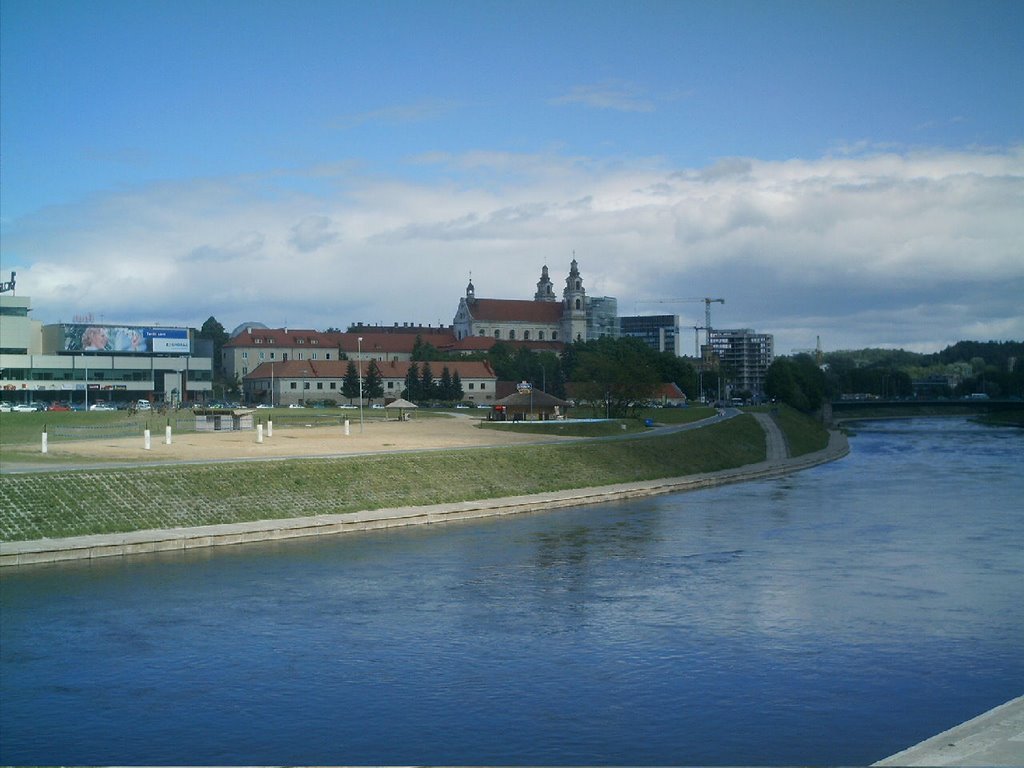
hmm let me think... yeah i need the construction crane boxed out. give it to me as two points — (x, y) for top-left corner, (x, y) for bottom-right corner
(636, 297), (725, 349)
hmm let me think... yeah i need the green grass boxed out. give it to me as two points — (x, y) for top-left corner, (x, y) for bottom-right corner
(746, 404), (830, 456)
(0, 414), (766, 542)
(479, 419), (648, 437)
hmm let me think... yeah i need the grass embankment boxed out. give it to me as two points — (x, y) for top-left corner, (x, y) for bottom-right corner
(0, 414), (765, 542)
(766, 404), (830, 456)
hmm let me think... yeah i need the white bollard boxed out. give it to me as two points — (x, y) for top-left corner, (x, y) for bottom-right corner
(144, 428), (151, 450)
(165, 424), (172, 445)
(344, 418), (350, 436)
(41, 431), (48, 454)
(267, 420), (272, 438)
(257, 423), (264, 443)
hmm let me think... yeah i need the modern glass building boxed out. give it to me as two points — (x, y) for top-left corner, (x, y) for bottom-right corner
(619, 314), (685, 356)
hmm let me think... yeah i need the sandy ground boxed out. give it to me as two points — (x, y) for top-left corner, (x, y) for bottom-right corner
(33, 414), (572, 464)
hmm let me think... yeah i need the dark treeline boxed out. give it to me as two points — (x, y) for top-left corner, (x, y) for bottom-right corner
(767, 340), (1023, 413)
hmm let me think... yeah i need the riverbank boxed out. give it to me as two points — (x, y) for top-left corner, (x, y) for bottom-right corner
(0, 422), (847, 567)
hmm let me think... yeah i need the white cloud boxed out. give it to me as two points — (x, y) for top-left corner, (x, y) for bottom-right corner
(549, 81), (656, 113)
(2, 146), (1021, 353)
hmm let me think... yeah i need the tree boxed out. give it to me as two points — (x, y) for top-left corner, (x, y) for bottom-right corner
(420, 362), (435, 402)
(197, 316), (230, 377)
(404, 362), (420, 401)
(569, 337), (659, 416)
(451, 371), (464, 402)
(439, 366), (454, 402)
(766, 355), (826, 412)
(364, 361), (384, 402)
(342, 361), (360, 403)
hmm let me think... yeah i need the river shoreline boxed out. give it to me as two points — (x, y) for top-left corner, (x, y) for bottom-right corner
(0, 428), (848, 567)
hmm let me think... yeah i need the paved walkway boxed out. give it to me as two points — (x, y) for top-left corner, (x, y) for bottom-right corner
(874, 695), (1024, 766)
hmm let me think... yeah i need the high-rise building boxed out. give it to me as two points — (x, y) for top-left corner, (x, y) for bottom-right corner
(705, 328), (774, 398)
(619, 314), (685, 356)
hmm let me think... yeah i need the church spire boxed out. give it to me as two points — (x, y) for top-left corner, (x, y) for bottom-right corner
(534, 264), (556, 301)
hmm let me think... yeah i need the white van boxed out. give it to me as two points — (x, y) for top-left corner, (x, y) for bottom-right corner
(136, 399), (152, 410)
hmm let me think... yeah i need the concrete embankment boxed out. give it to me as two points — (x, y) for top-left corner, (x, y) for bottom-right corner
(0, 428), (848, 567)
(873, 695), (1024, 766)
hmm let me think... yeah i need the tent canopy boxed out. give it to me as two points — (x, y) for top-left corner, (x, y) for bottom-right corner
(384, 398), (418, 409)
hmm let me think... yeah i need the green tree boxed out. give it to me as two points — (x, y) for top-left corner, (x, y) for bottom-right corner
(404, 362), (420, 401)
(197, 317), (230, 391)
(570, 337), (659, 416)
(451, 371), (464, 402)
(439, 367), (454, 402)
(342, 361), (360, 403)
(364, 360), (384, 402)
(420, 362), (435, 402)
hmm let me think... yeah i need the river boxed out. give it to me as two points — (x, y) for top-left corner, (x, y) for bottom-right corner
(1, 417), (1021, 765)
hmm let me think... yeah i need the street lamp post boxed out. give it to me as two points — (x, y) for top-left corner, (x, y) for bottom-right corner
(357, 336), (364, 433)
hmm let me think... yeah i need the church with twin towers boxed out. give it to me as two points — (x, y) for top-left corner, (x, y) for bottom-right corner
(452, 258), (619, 346)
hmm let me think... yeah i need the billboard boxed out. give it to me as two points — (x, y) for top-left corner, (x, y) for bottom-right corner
(61, 324), (191, 354)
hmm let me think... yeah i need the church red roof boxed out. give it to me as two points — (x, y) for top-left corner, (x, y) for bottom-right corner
(467, 298), (563, 324)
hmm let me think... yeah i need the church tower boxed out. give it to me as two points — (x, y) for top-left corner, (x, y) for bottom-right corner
(534, 265), (556, 301)
(561, 257), (588, 343)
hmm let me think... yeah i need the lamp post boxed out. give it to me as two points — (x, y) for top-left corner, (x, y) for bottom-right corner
(357, 336), (364, 433)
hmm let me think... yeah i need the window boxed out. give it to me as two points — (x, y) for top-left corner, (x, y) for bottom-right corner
(538, 331), (545, 340)
(552, 332), (558, 340)
(575, 298), (581, 310)
(508, 330), (515, 340)
(270, 352), (275, 359)
(303, 382), (310, 390)
(494, 330), (500, 338)
(329, 382), (336, 389)
(479, 329), (486, 336)
(523, 330), (530, 340)
(242, 352), (248, 359)
(387, 381), (394, 389)
(325, 353), (331, 360)
(480, 383), (486, 390)
(290, 382), (297, 390)
(298, 339), (305, 344)
(316, 382), (323, 390)
(258, 352), (265, 360)
(468, 383), (475, 390)
(297, 352), (304, 360)
(312, 353), (318, 360)
(241, 367), (247, 376)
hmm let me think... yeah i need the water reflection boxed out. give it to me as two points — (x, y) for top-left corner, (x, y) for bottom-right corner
(1, 418), (1021, 765)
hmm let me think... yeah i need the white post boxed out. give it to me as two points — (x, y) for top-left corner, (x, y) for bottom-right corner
(41, 429), (48, 454)
(257, 423), (264, 443)
(267, 419), (273, 438)
(165, 422), (172, 445)
(144, 428), (151, 450)
(344, 418), (350, 436)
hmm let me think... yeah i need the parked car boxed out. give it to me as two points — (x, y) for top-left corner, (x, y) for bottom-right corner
(48, 403), (72, 412)
(256, 403), (272, 409)
(287, 403), (305, 409)
(13, 403), (41, 412)
(89, 403), (117, 411)
(0, 403), (12, 413)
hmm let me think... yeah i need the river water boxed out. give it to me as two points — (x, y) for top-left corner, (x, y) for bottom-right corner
(1, 418), (1022, 765)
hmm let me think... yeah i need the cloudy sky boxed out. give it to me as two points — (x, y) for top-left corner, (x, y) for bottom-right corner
(2, 1), (1021, 354)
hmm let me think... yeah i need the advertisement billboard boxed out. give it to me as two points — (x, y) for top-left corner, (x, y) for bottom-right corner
(61, 324), (190, 354)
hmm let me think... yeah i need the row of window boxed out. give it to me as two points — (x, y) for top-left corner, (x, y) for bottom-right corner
(477, 329), (557, 341)
(241, 351), (333, 361)
(252, 337), (321, 345)
(1, 369), (212, 382)
(258, 380), (489, 391)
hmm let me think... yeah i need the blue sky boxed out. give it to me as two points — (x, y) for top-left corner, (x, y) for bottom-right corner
(2, 0), (1022, 353)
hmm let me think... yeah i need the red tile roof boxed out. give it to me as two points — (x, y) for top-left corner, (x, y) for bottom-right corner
(245, 359), (496, 380)
(466, 299), (563, 324)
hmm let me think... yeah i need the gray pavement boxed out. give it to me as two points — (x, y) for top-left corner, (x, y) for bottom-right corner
(874, 695), (1024, 766)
